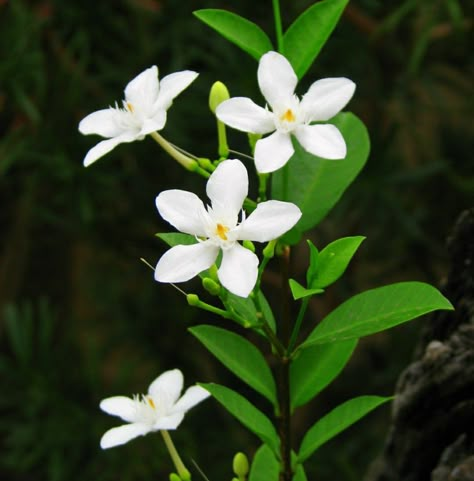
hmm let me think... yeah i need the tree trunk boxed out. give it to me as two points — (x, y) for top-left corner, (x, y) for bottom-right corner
(365, 208), (474, 481)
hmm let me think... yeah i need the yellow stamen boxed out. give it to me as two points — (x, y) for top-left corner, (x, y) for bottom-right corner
(147, 397), (156, 409)
(126, 102), (134, 113)
(280, 109), (295, 122)
(216, 223), (229, 240)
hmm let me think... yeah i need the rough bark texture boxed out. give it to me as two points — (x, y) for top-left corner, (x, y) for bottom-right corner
(365, 208), (474, 481)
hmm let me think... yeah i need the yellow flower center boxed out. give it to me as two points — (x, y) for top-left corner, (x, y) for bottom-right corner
(126, 102), (134, 113)
(147, 397), (156, 409)
(280, 109), (295, 122)
(216, 223), (229, 240)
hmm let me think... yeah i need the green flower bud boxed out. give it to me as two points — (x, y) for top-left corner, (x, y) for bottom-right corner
(233, 452), (249, 478)
(248, 132), (262, 153)
(187, 293), (200, 306)
(209, 81), (230, 113)
(179, 468), (191, 481)
(263, 239), (277, 259)
(169, 474), (181, 481)
(242, 240), (255, 253)
(208, 264), (219, 283)
(202, 277), (221, 296)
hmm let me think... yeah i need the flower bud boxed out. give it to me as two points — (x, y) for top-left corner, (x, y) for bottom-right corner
(233, 452), (249, 478)
(202, 277), (221, 296)
(209, 81), (230, 113)
(169, 474), (181, 481)
(263, 239), (277, 259)
(242, 240), (255, 253)
(179, 468), (191, 481)
(187, 293), (200, 306)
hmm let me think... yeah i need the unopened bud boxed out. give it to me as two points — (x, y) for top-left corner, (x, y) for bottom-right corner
(202, 277), (221, 296)
(169, 474), (181, 481)
(179, 468), (191, 481)
(187, 293), (200, 306)
(209, 81), (230, 113)
(233, 452), (249, 478)
(208, 264), (219, 283)
(242, 240), (255, 253)
(263, 239), (277, 259)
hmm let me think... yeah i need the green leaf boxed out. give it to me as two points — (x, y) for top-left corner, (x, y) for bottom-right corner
(302, 282), (454, 347)
(289, 279), (324, 300)
(156, 232), (197, 246)
(272, 113), (370, 241)
(283, 0), (349, 79)
(298, 395), (392, 462)
(223, 291), (259, 327)
(190, 325), (277, 405)
(257, 290), (277, 333)
(201, 383), (279, 455)
(305, 240), (319, 285)
(307, 236), (365, 289)
(290, 339), (357, 410)
(248, 445), (279, 481)
(293, 465), (308, 481)
(194, 9), (273, 61)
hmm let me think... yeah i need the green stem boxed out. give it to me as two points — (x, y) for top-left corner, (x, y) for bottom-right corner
(288, 297), (309, 353)
(258, 173), (269, 202)
(150, 131), (210, 178)
(217, 119), (229, 158)
(187, 294), (233, 320)
(272, 0), (284, 54)
(161, 430), (191, 480)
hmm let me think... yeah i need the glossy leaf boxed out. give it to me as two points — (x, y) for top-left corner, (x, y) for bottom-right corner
(190, 325), (277, 405)
(272, 113), (370, 241)
(248, 444), (279, 481)
(293, 465), (308, 481)
(283, 0), (349, 78)
(194, 9), (273, 61)
(290, 339), (357, 409)
(302, 282), (454, 347)
(298, 395), (392, 462)
(223, 291), (259, 327)
(307, 236), (365, 288)
(289, 279), (324, 300)
(200, 383), (279, 454)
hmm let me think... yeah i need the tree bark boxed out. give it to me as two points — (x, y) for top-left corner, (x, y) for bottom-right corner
(365, 208), (474, 481)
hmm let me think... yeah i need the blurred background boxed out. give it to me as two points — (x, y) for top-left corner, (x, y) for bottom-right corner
(0, 0), (472, 480)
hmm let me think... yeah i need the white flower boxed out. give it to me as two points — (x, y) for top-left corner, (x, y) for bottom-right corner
(79, 66), (198, 167)
(155, 158), (301, 297)
(216, 51), (356, 173)
(99, 369), (209, 449)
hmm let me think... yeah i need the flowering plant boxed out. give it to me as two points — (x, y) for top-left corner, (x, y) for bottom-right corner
(80, 1), (454, 480)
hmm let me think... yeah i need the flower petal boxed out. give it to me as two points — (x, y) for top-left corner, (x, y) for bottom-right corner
(148, 369), (184, 405)
(100, 396), (137, 423)
(156, 70), (199, 111)
(124, 66), (159, 109)
(206, 159), (248, 221)
(258, 51), (297, 109)
(172, 385), (210, 414)
(237, 200), (301, 242)
(100, 423), (150, 449)
(294, 124), (347, 159)
(218, 243), (258, 297)
(155, 242), (219, 283)
(156, 190), (207, 236)
(152, 413), (185, 430)
(254, 131), (294, 173)
(301, 78), (356, 121)
(83, 134), (137, 167)
(139, 111), (167, 136)
(79, 109), (123, 138)
(216, 98), (275, 134)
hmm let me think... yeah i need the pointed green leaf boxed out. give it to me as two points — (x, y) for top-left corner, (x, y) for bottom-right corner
(272, 113), (370, 241)
(223, 291), (259, 327)
(248, 444), (279, 481)
(293, 465), (308, 481)
(290, 339), (357, 410)
(156, 232), (196, 246)
(190, 325), (277, 405)
(194, 9), (273, 61)
(302, 282), (454, 347)
(289, 279), (324, 300)
(308, 236), (365, 289)
(200, 383), (279, 455)
(257, 290), (276, 333)
(283, 0), (349, 79)
(305, 240), (319, 286)
(298, 395), (392, 462)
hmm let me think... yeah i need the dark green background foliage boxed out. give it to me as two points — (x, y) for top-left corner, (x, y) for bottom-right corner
(0, 0), (472, 480)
